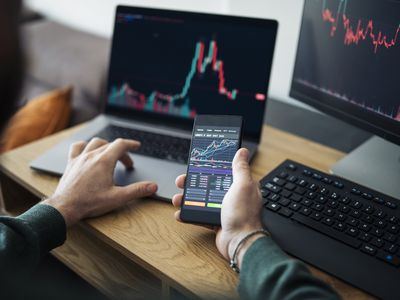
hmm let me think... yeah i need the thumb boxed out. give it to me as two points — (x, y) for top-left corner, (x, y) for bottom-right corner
(116, 181), (158, 204)
(232, 148), (252, 183)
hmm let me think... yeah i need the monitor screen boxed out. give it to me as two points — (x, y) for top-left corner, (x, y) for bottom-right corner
(106, 6), (277, 140)
(291, 0), (400, 145)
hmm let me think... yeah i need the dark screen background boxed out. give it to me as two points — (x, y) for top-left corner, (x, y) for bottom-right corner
(106, 7), (277, 138)
(291, 0), (400, 143)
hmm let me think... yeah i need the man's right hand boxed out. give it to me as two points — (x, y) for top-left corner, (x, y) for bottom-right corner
(172, 148), (266, 269)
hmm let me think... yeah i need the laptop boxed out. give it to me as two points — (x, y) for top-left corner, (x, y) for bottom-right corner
(30, 5), (278, 201)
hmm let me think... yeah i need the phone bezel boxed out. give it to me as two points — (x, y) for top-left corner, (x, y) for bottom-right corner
(180, 114), (243, 226)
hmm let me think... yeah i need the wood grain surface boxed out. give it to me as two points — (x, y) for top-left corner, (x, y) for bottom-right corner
(0, 124), (375, 300)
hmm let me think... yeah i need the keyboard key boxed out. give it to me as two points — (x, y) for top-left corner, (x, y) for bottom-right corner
(350, 200), (363, 209)
(290, 194), (302, 202)
(340, 197), (351, 204)
(370, 238), (384, 248)
(306, 192), (317, 199)
(359, 223), (371, 232)
(266, 202), (280, 212)
(301, 199), (313, 207)
(363, 205), (375, 214)
(335, 213), (347, 222)
(308, 183), (318, 191)
(373, 197), (385, 205)
(278, 198), (291, 207)
(330, 192), (340, 200)
(287, 175), (297, 183)
(286, 163), (297, 171)
(346, 227), (359, 237)
(294, 187), (306, 195)
(374, 210), (386, 219)
(322, 177), (332, 184)
(277, 171), (289, 179)
(388, 225), (399, 234)
(333, 222), (346, 231)
(313, 203), (324, 211)
(261, 189), (270, 198)
(388, 216), (399, 224)
(383, 233), (397, 243)
(319, 187), (330, 195)
(265, 183), (282, 193)
(289, 202), (301, 211)
(346, 218), (359, 227)
(297, 179), (308, 187)
(362, 193), (373, 200)
(322, 217), (334, 226)
(361, 244), (377, 256)
(311, 212), (323, 221)
(350, 210), (362, 218)
(385, 201), (397, 209)
(300, 207), (311, 216)
(327, 200), (339, 208)
(376, 251), (400, 267)
(351, 188), (361, 195)
(279, 208), (293, 218)
(284, 183), (296, 191)
(362, 215), (374, 224)
(302, 169), (312, 176)
(267, 193), (280, 202)
(272, 177), (286, 187)
(316, 196), (327, 204)
(375, 220), (386, 229)
(372, 228), (384, 237)
(292, 214), (361, 248)
(384, 243), (398, 254)
(359, 232), (372, 242)
(333, 181), (344, 189)
(280, 190), (292, 198)
(323, 208), (335, 217)
(339, 205), (351, 213)
(312, 173), (322, 180)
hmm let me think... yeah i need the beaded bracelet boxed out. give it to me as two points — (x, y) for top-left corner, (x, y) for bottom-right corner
(230, 229), (270, 273)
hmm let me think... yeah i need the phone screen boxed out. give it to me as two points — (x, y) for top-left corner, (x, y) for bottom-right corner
(180, 115), (242, 225)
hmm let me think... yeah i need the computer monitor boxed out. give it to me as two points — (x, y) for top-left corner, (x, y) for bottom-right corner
(290, 0), (400, 198)
(105, 6), (277, 142)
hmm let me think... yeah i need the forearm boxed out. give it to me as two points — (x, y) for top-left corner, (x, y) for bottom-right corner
(0, 204), (66, 277)
(238, 237), (341, 300)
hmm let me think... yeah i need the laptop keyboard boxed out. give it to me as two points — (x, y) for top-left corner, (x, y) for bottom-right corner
(261, 160), (400, 267)
(94, 125), (190, 164)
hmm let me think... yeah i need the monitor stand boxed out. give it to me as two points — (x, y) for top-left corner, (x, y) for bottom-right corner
(330, 136), (400, 200)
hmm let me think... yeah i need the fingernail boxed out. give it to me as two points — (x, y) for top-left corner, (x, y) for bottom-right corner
(239, 148), (249, 160)
(147, 183), (157, 193)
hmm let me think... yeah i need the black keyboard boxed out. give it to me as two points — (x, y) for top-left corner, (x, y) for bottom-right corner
(94, 125), (190, 164)
(260, 159), (400, 299)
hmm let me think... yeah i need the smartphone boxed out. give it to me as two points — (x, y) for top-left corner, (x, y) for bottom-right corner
(180, 115), (243, 225)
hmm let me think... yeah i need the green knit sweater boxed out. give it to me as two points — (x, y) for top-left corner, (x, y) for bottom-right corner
(0, 204), (340, 299)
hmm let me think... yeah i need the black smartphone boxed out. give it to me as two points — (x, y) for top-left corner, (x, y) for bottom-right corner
(180, 115), (243, 225)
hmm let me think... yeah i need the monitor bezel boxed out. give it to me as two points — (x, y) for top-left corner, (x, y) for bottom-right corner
(104, 5), (278, 142)
(290, 0), (400, 146)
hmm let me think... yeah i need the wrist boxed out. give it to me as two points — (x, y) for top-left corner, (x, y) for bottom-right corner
(41, 195), (79, 227)
(228, 229), (268, 271)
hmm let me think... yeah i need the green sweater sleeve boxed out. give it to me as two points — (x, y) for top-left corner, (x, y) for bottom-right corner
(238, 237), (341, 300)
(0, 204), (66, 277)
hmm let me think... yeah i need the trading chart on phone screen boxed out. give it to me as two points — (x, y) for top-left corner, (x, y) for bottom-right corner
(107, 11), (276, 135)
(292, 0), (400, 123)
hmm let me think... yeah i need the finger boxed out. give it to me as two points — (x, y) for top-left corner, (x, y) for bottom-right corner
(175, 174), (186, 189)
(83, 137), (109, 153)
(118, 152), (134, 170)
(174, 210), (182, 222)
(68, 141), (87, 160)
(115, 181), (158, 204)
(103, 139), (141, 164)
(232, 148), (253, 183)
(172, 194), (183, 207)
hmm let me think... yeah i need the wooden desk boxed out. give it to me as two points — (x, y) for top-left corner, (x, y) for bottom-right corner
(0, 124), (374, 300)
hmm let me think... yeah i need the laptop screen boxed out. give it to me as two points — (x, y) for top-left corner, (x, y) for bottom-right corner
(106, 6), (277, 140)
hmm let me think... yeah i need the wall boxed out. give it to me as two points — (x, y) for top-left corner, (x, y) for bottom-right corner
(25, 0), (314, 110)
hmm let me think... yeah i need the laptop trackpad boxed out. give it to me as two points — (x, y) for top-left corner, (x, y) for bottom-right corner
(114, 154), (186, 202)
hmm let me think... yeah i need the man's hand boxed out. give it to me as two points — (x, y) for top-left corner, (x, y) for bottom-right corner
(172, 148), (265, 269)
(42, 138), (158, 227)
